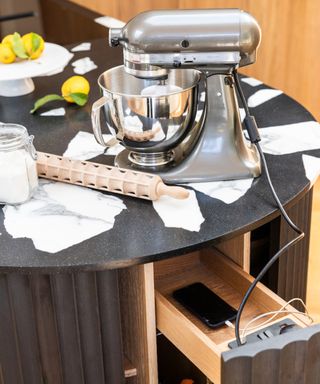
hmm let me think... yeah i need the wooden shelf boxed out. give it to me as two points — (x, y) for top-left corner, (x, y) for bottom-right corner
(154, 249), (306, 383)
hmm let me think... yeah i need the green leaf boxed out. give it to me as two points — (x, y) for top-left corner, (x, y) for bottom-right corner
(30, 94), (64, 114)
(31, 33), (41, 52)
(69, 92), (88, 106)
(12, 32), (28, 59)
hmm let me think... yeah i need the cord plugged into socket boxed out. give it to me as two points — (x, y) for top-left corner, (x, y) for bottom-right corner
(228, 319), (301, 349)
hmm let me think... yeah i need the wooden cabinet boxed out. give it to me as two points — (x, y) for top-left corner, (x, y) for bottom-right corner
(119, 243), (317, 383)
(154, 249), (310, 383)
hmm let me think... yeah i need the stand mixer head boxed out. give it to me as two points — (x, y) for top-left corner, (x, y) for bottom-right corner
(109, 8), (260, 78)
(91, 9), (262, 183)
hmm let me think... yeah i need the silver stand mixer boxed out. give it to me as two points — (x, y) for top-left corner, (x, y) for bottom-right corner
(91, 9), (262, 183)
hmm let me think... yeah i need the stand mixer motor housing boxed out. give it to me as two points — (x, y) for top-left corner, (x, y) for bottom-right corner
(92, 9), (262, 183)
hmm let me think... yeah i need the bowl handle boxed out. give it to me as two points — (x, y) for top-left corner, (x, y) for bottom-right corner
(91, 96), (119, 147)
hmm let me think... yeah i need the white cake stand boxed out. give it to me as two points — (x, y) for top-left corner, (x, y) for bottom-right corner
(0, 43), (73, 97)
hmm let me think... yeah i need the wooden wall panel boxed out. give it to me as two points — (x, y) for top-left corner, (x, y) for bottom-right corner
(307, 179), (320, 322)
(69, 0), (179, 22)
(39, 0), (108, 45)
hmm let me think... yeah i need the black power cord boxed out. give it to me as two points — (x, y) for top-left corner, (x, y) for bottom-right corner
(233, 70), (305, 347)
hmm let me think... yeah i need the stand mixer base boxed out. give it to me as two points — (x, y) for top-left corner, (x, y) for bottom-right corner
(116, 74), (261, 184)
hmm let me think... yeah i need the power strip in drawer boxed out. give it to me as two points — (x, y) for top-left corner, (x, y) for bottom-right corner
(228, 318), (300, 349)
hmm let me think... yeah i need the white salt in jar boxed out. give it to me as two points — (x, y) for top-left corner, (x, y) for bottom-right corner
(0, 123), (38, 205)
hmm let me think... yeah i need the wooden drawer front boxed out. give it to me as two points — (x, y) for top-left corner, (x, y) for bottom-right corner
(154, 249), (307, 384)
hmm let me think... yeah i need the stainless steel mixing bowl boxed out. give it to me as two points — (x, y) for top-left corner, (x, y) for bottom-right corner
(91, 65), (201, 154)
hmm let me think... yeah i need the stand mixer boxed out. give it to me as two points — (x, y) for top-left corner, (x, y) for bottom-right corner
(91, 9), (262, 183)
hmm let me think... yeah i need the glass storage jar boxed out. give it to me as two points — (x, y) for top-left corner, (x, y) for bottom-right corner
(0, 123), (38, 205)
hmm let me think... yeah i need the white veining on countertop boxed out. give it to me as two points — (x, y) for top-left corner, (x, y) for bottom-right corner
(302, 154), (320, 183)
(239, 107), (246, 122)
(71, 42), (91, 52)
(3, 180), (126, 253)
(40, 107), (66, 116)
(248, 89), (283, 108)
(71, 57), (97, 75)
(259, 121), (320, 155)
(63, 131), (124, 160)
(153, 189), (204, 232)
(63, 131), (105, 159)
(94, 16), (125, 28)
(104, 141), (126, 156)
(63, 132), (254, 207)
(241, 77), (263, 87)
(187, 178), (253, 204)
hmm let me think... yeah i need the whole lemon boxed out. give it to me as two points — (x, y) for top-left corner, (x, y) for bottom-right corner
(2, 34), (14, 48)
(61, 76), (90, 103)
(22, 32), (45, 59)
(0, 43), (16, 64)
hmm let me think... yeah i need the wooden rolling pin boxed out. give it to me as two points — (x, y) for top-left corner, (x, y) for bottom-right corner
(36, 152), (189, 201)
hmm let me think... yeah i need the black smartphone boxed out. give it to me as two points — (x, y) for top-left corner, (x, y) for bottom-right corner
(172, 282), (237, 328)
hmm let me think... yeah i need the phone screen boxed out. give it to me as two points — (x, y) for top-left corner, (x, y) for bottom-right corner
(172, 282), (237, 328)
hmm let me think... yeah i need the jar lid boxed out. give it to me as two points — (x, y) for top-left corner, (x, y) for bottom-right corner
(0, 123), (29, 151)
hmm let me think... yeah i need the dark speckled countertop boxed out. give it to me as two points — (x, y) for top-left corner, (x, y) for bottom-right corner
(0, 39), (319, 273)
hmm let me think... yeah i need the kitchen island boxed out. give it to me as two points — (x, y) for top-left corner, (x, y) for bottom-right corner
(0, 39), (319, 383)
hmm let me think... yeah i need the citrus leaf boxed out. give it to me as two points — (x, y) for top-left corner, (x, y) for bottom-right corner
(12, 32), (28, 59)
(31, 33), (41, 52)
(30, 94), (64, 114)
(69, 92), (88, 106)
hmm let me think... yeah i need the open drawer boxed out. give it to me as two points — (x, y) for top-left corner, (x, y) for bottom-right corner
(154, 248), (310, 384)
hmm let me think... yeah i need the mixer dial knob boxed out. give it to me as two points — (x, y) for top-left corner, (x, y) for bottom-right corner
(110, 37), (120, 47)
(109, 28), (122, 47)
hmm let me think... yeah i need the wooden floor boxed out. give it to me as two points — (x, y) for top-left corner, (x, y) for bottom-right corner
(307, 179), (320, 322)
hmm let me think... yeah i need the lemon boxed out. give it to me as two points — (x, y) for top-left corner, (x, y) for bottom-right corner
(31, 75), (90, 113)
(0, 43), (16, 64)
(22, 32), (45, 59)
(2, 34), (14, 48)
(61, 76), (90, 103)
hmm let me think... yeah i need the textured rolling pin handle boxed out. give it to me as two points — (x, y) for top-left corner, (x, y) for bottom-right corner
(91, 95), (118, 147)
(156, 181), (190, 200)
